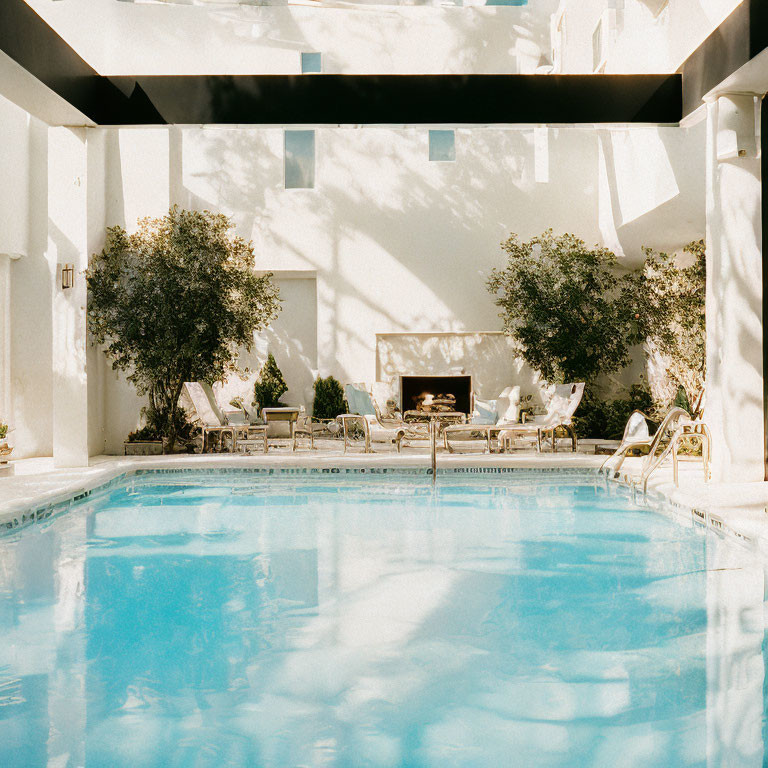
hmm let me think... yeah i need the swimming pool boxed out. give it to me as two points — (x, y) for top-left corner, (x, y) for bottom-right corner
(0, 471), (765, 767)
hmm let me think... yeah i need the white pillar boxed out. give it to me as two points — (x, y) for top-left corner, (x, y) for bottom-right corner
(86, 129), (107, 458)
(705, 96), (764, 483)
(48, 127), (89, 468)
(0, 253), (21, 422)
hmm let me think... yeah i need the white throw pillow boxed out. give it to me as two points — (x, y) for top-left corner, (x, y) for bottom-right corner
(496, 386), (521, 424)
(471, 398), (498, 425)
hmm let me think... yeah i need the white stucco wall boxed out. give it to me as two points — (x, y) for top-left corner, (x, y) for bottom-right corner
(83, 121), (706, 452)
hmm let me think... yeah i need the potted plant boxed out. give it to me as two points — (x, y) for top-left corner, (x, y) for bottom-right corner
(124, 425), (164, 456)
(0, 421), (12, 463)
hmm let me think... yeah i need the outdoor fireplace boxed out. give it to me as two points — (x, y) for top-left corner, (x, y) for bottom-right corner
(399, 375), (473, 415)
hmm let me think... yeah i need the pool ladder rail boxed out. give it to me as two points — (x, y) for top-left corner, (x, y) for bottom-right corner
(600, 407), (711, 495)
(430, 418), (437, 485)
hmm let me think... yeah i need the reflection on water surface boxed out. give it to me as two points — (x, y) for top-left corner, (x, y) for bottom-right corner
(0, 475), (765, 767)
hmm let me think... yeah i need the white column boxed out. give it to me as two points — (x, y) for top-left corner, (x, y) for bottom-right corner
(0, 254), (15, 421)
(48, 127), (89, 468)
(705, 96), (764, 483)
(0, 252), (23, 427)
(86, 129), (107, 457)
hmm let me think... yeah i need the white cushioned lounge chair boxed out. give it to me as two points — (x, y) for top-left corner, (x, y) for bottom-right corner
(442, 386), (522, 453)
(341, 383), (423, 453)
(493, 382), (585, 453)
(181, 382), (267, 453)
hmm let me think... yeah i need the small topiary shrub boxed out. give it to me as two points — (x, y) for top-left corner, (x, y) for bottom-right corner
(312, 376), (346, 420)
(253, 353), (287, 413)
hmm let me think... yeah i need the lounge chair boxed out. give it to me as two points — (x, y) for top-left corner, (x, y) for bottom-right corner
(492, 382), (585, 453)
(340, 383), (420, 453)
(182, 382), (267, 453)
(181, 381), (235, 452)
(442, 386), (522, 453)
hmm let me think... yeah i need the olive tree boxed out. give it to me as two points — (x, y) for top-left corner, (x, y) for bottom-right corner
(487, 230), (645, 385)
(87, 207), (281, 451)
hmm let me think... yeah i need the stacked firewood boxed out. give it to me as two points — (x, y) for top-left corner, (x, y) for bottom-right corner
(416, 393), (457, 413)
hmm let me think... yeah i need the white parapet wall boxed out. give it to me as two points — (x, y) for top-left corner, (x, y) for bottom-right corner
(23, 0), (560, 77)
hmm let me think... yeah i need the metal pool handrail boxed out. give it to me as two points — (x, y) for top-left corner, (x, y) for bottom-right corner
(604, 408), (711, 494)
(601, 407), (690, 477)
(430, 418), (437, 485)
(636, 419), (712, 493)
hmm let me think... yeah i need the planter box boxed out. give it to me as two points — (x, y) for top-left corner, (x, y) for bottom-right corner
(124, 441), (164, 456)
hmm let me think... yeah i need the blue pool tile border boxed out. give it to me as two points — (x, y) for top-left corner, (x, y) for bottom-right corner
(132, 465), (592, 477)
(1, 466), (596, 535)
(1, 465), (758, 554)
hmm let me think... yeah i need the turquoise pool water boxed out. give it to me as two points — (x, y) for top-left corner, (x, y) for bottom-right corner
(0, 472), (765, 767)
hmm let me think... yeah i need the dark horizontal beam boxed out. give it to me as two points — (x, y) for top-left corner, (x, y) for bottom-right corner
(109, 74), (682, 125)
(1, 0), (681, 125)
(680, 0), (768, 117)
(0, 0), (163, 123)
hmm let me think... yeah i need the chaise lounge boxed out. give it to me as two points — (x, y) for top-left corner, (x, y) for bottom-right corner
(442, 386), (522, 453)
(494, 382), (585, 453)
(341, 383), (426, 453)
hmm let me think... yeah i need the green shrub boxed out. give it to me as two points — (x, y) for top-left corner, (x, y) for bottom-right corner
(312, 376), (346, 420)
(253, 353), (287, 413)
(0, 422), (7, 440)
(128, 405), (193, 446)
(573, 383), (654, 440)
(127, 425), (163, 443)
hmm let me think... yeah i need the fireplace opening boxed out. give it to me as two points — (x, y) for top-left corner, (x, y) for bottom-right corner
(400, 375), (473, 415)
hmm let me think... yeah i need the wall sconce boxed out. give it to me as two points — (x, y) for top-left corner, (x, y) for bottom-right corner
(61, 264), (74, 290)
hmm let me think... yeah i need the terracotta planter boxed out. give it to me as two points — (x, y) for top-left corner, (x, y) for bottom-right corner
(124, 441), (164, 456)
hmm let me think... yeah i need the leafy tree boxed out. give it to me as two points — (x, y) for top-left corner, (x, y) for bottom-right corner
(87, 207), (281, 451)
(312, 376), (346, 420)
(253, 353), (287, 413)
(638, 240), (706, 408)
(487, 230), (645, 385)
